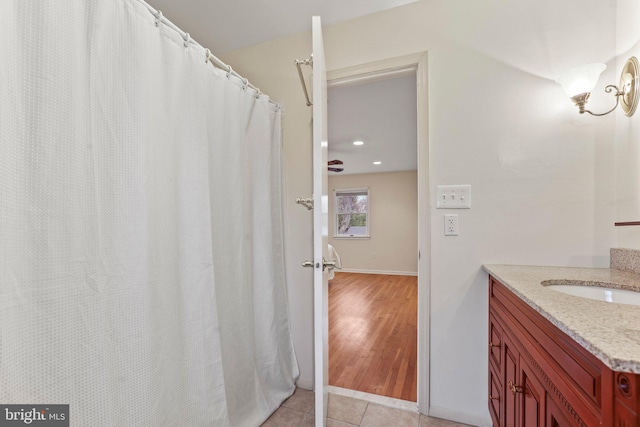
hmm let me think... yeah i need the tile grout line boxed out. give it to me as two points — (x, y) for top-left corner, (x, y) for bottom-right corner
(357, 401), (369, 426)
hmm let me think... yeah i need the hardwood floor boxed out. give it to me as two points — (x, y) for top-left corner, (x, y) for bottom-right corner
(328, 272), (417, 402)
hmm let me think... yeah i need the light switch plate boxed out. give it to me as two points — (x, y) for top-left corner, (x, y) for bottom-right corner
(436, 185), (471, 209)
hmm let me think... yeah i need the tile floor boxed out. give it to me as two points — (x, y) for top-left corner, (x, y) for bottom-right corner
(261, 387), (473, 427)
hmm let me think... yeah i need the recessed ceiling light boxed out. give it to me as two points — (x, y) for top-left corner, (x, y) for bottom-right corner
(353, 141), (364, 146)
(373, 161), (382, 165)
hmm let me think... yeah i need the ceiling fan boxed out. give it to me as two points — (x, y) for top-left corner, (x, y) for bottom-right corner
(328, 159), (343, 173)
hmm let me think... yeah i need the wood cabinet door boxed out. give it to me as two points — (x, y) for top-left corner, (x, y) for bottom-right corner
(547, 392), (574, 427)
(521, 360), (545, 427)
(504, 334), (519, 427)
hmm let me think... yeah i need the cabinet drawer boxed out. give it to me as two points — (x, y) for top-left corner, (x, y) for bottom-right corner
(489, 366), (502, 427)
(489, 313), (502, 374)
(546, 392), (574, 427)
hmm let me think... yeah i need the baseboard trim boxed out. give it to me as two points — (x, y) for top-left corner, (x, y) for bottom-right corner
(428, 405), (492, 427)
(336, 268), (418, 277)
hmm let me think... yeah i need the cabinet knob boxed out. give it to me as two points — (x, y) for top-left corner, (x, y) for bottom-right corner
(618, 375), (632, 397)
(508, 380), (523, 395)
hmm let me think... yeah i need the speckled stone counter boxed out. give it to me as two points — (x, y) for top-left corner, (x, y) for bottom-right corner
(482, 261), (640, 374)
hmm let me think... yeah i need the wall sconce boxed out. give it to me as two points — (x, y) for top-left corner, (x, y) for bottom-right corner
(555, 57), (640, 116)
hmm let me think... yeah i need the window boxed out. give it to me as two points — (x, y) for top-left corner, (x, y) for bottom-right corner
(334, 188), (369, 238)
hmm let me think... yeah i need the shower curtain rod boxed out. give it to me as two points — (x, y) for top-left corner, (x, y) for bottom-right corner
(135, 0), (281, 111)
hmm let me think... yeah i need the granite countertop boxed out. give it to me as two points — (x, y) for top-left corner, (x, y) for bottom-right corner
(482, 262), (640, 374)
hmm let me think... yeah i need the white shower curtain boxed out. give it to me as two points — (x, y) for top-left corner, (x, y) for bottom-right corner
(0, 1), (298, 426)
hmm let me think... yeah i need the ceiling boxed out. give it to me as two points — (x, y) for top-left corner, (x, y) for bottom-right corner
(144, 0), (419, 176)
(328, 75), (417, 175)
(144, 0), (419, 55)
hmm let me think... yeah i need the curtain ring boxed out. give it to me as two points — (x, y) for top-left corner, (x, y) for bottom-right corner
(226, 65), (233, 79)
(154, 10), (163, 27)
(183, 32), (191, 48)
(255, 88), (261, 99)
(242, 78), (249, 90)
(205, 48), (211, 63)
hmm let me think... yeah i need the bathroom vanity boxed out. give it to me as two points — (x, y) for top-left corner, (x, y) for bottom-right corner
(484, 258), (640, 427)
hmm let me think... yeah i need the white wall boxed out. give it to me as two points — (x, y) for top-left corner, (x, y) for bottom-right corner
(223, 1), (619, 424)
(615, 0), (640, 248)
(328, 171), (418, 274)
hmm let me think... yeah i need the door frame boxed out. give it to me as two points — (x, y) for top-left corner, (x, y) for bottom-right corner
(327, 52), (430, 413)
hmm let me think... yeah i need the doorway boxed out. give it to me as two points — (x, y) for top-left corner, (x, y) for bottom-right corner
(328, 272), (418, 400)
(325, 53), (429, 411)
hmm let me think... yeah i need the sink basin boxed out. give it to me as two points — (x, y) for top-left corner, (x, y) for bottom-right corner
(541, 280), (640, 306)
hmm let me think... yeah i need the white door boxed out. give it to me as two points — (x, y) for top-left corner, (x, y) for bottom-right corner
(311, 15), (329, 427)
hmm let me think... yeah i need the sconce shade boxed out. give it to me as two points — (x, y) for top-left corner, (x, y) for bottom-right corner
(555, 63), (606, 97)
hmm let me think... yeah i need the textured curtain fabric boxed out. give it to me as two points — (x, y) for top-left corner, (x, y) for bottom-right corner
(0, 0), (298, 425)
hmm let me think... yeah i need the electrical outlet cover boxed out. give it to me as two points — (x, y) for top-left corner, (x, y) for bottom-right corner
(444, 214), (459, 236)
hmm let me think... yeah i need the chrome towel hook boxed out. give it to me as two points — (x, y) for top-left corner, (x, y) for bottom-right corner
(296, 197), (313, 210)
